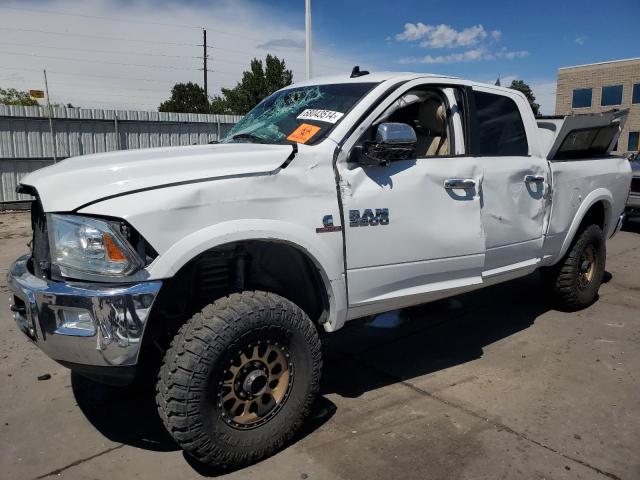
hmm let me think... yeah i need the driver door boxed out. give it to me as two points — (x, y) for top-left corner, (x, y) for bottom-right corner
(336, 81), (486, 319)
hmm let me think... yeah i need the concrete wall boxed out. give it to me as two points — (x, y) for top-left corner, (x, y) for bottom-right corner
(555, 58), (640, 153)
(0, 105), (240, 203)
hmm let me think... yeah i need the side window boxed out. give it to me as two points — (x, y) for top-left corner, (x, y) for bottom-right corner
(473, 91), (528, 156)
(572, 88), (592, 108)
(373, 89), (453, 157)
(601, 85), (623, 106)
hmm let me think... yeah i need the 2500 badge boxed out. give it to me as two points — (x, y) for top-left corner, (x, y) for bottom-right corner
(349, 208), (390, 227)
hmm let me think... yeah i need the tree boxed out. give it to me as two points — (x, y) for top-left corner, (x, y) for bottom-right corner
(210, 55), (293, 115)
(0, 87), (39, 106)
(508, 80), (540, 116)
(159, 82), (210, 113)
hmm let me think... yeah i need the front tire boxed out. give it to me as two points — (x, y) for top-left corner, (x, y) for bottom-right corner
(544, 224), (606, 311)
(156, 291), (322, 469)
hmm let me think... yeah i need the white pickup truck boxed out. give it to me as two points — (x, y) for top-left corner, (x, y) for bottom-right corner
(7, 70), (632, 468)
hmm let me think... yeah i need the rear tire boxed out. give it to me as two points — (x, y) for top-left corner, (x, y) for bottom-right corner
(543, 224), (606, 311)
(156, 291), (322, 469)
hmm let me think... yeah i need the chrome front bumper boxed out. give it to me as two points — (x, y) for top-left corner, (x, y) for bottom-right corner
(7, 255), (162, 370)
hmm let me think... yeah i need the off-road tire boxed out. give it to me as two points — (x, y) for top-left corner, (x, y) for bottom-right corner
(156, 291), (322, 469)
(544, 224), (606, 311)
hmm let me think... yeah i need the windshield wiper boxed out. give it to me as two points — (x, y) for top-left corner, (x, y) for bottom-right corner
(230, 133), (268, 143)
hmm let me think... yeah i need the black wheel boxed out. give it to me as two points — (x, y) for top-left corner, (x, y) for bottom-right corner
(156, 291), (322, 469)
(544, 224), (606, 311)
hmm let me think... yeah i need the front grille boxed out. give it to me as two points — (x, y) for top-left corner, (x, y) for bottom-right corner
(631, 177), (640, 194)
(30, 198), (51, 279)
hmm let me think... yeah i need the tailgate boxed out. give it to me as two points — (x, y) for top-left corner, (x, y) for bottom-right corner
(547, 110), (628, 160)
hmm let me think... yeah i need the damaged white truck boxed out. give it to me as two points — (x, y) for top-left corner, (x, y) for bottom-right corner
(7, 70), (632, 468)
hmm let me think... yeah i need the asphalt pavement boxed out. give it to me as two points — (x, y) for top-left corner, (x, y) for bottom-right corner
(1, 211), (639, 480)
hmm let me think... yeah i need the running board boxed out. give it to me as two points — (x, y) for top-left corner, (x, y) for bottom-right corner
(482, 258), (540, 278)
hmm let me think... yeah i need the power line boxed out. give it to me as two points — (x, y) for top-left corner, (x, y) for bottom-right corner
(0, 18), (343, 62)
(0, 65), (180, 84)
(0, 5), (202, 30)
(0, 41), (288, 68)
(0, 73), (174, 94)
(0, 41), (202, 59)
(0, 64), (239, 83)
(0, 50), (201, 71)
(0, 26), (201, 47)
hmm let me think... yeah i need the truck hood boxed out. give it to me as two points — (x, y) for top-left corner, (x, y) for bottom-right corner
(20, 143), (293, 212)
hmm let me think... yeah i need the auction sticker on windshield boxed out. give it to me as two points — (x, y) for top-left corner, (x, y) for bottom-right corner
(287, 123), (321, 144)
(297, 109), (344, 124)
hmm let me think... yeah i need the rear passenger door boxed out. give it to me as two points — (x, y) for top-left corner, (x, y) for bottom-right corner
(471, 86), (549, 276)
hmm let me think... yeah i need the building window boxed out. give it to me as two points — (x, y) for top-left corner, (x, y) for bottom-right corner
(633, 84), (640, 104)
(572, 88), (592, 108)
(629, 132), (639, 152)
(472, 91), (528, 156)
(601, 85), (623, 106)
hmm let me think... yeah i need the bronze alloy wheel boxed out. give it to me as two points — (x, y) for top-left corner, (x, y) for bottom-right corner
(577, 244), (597, 290)
(217, 340), (293, 429)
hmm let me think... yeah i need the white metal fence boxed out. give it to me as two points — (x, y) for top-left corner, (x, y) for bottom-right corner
(0, 104), (241, 203)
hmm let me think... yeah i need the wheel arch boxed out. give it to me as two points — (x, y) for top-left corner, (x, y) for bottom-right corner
(556, 189), (613, 262)
(144, 220), (347, 342)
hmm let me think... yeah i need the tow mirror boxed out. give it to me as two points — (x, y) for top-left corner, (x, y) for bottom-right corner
(359, 122), (417, 166)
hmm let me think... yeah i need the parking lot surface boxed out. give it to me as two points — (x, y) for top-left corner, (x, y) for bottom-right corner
(1, 211), (639, 480)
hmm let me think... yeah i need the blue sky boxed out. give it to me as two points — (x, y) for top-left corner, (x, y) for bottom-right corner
(298, 0), (638, 112)
(292, 0), (639, 76)
(1, 0), (637, 113)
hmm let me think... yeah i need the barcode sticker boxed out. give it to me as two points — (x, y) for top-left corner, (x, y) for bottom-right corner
(297, 109), (344, 124)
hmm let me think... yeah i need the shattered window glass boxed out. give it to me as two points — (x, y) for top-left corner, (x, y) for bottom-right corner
(222, 83), (377, 145)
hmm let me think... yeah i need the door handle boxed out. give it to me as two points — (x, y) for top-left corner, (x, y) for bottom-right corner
(444, 178), (476, 189)
(524, 174), (545, 183)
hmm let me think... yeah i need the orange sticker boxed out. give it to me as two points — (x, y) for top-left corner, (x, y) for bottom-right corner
(287, 123), (321, 144)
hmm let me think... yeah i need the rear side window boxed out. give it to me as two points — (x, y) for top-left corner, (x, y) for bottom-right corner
(473, 91), (528, 156)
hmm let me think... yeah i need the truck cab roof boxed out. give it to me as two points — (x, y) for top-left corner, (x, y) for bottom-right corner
(286, 70), (521, 96)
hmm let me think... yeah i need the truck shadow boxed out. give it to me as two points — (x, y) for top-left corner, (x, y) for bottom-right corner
(319, 272), (553, 399)
(72, 270), (565, 476)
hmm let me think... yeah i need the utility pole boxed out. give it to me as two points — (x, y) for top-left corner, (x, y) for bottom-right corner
(203, 28), (208, 101)
(43, 69), (57, 163)
(305, 0), (312, 80)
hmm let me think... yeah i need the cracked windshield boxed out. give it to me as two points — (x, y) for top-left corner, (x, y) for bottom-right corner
(222, 83), (377, 145)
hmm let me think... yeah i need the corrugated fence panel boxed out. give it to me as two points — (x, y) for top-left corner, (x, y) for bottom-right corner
(1, 159), (54, 202)
(0, 105), (241, 203)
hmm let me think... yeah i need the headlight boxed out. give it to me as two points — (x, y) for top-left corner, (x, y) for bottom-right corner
(49, 214), (143, 278)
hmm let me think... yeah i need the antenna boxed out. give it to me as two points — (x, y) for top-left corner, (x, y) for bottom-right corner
(350, 66), (370, 78)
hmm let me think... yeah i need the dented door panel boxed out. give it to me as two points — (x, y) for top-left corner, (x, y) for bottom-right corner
(478, 156), (548, 271)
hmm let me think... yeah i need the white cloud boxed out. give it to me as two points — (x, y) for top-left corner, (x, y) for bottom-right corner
(574, 36), (587, 46)
(0, 0), (365, 110)
(395, 23), (496, 49)
(393, 22), (526, 65)
(399, 47), (528, 65)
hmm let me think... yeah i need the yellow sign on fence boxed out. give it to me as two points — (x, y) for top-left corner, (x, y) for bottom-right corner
(29, 90), (45, 99)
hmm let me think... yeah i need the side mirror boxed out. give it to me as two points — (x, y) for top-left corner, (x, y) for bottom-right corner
(625, 151), (637, 162)
(360, 122), (417, 166)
